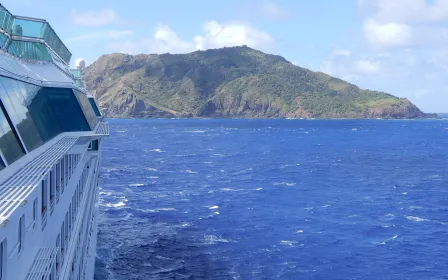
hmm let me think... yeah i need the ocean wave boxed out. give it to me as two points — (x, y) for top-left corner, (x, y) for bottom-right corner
(138, 208), (176, 213)
(374, 235), (398, 245)
(280, 240), (303, 248)
(280, 164), (301, 169)
(273, 182), (296, 187)
(128, 183), (145, 187)
(204, 235), (231, 244)
(209, 205), (219, 209)
(101, 200), (127, 208)
(147, 148), (165, 153)
(406, 216), (427, 222)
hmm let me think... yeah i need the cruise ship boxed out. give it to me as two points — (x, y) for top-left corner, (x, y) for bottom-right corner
(0, 4), (108, 280)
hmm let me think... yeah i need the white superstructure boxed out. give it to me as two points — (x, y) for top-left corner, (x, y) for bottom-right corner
(0, 4), (108, 280)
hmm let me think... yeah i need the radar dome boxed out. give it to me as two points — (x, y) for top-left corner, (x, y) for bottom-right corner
(75, 58), (86, 70)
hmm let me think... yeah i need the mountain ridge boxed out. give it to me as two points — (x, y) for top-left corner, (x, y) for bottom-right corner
(83, 46), (433, 119)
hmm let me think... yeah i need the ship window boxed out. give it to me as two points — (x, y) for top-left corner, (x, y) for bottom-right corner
(60, 159), (65, 190)
(73, 90), (99, 130)
(33, 198), (37, 229)
(18, 215), (24, 254)
(50, 170), (55, 202)
(56, 233), (60, 271)
(88, 98), (102, 117)
(61, 222), (65, 257)
(0, 157), (5, 171)
(65, 213), (68, 240)
(0, 238), (5, 280)
(0, 77), (44, 152)
(28, 87), (91, 137)
(41, 179), (47, 214)
(0, 97), (25, 164)
(56, 161), (61, 194)
(68, 204), (72, 234)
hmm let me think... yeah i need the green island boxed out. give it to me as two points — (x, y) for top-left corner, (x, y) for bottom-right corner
(84, 46), (434, 119)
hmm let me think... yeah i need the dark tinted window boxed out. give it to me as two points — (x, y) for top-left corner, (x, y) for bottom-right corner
(74, 90), (99, 129)
(0, 77), (43, 151)
(88, 98), (101, 117)
(0, 156), (5, 171)
(0, 76), (95, 164)
(28, 87), (91, 138)
(0, 100), (25, 164)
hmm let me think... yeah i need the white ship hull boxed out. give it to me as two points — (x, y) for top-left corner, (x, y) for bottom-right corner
(0, 4), (109, 279)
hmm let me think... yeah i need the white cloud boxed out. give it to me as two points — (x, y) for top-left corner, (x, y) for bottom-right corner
(71, 9), (117, 27)
(194, 21), (273, 50)
(363, 19), (413, 48)
(107, 21), (273, 54)
(353, 59), (381, 74)
(360, 0), (448, 23)
(259, 0), (288, 19)
(332, 49), (351, 56)
(66, 30), (133, 43)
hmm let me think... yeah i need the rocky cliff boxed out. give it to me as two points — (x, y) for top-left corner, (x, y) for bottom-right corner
(83, 46), (430, 119)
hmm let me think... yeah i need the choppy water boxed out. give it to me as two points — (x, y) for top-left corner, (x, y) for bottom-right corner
(94, 119), (448, 280)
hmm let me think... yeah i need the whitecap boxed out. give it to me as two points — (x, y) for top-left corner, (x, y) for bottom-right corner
(147, 176), (159, 179)
(99, 191), (113, 196)
(185, 170), (198, 174)
(280, 240), (303, 247)
(149, 148), (164, 153)
(280, 164), (301, 169)
(374, 235), (398, 245)
(406, 216), (427, 222)
(322, 204), (332, 208)
(186, 130), (206, 133)
(209, 205), (219, 209)
(255, 188), (263, 191)
(273, 182), (296, 187)
(296, 229), (304, 233)
(102, 201), (126, 208)
(128, 183), (145, 187)
(139, 208), (176, 213)
(204, 235), (230, 244)
(146, 168), (158, 172)
(214, 212), (220, 215)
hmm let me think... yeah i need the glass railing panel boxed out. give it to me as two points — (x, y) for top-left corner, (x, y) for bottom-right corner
(12, 18), (46, 38)
(42, 24), (71, 64)
(7, 40), (53, 61)
(0, 32), (7, 48)
(11, 17), (72, 64)
(70, 70), (82, 79)
(0, 6), (13, 34)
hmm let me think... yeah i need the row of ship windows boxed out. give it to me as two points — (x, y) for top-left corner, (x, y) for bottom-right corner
(0, 153), (92, 280)
(0, 74), (101, 171)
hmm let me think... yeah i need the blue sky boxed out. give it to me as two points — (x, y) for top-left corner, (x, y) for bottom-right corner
(3, 0), (448, 112)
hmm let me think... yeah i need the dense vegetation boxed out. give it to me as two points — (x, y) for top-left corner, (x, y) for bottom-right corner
(83, 46), (429, 119)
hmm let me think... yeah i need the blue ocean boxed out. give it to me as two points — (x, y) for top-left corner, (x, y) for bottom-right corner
(94, 119), (448, 280)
